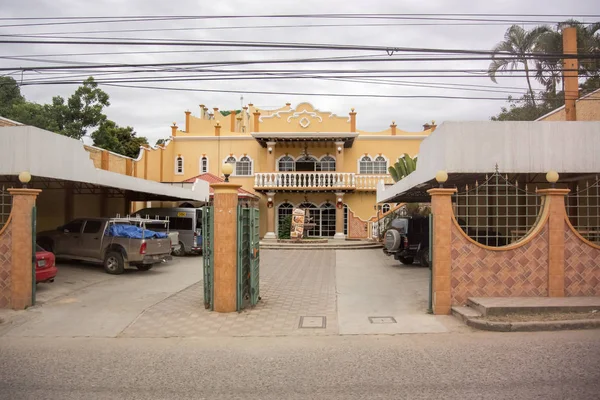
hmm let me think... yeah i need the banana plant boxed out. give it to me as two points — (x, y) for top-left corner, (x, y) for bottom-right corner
(388, 154), (418, 182)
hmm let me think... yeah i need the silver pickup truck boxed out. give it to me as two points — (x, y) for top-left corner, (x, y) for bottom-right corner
(37, 217), (175, 274)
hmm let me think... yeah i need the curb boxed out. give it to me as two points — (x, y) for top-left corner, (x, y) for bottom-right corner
(465, 317), (600, 332)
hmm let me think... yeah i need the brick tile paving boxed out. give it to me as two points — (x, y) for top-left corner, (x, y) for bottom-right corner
(121, 250), (338, 338)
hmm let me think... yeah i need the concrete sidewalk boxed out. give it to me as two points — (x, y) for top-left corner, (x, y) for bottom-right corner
(335, 250), (453, 334)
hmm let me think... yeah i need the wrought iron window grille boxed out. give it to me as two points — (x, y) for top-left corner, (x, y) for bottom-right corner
(566, 177), (600, 243)
(453, 167), (542, 247)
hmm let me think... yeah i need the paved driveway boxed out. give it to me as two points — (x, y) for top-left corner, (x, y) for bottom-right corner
(1, 249), (462, 338)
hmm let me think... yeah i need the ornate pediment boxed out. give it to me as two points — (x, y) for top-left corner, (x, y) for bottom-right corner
(259, 102), (349, 132)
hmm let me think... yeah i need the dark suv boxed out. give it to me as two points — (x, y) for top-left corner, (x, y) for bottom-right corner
(383, 216), (430, 267)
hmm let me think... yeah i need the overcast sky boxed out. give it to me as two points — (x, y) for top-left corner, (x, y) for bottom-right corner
(1, 0), (598, 144)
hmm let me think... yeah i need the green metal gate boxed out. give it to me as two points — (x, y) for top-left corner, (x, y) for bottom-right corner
(237, 205), (260, 311)
(427, 213), (433, 314)
(202, 206), (214, 310)
(31, 206), (37, 305)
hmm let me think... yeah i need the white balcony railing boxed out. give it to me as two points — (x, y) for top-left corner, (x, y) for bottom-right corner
(254, 172), (393, 190)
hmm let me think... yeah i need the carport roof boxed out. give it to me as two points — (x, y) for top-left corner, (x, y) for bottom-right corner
(377, 121), (600, 203)
(0, 125), (209, 202)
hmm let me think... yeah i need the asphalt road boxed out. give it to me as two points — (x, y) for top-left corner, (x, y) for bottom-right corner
(1, 330), (599, 400)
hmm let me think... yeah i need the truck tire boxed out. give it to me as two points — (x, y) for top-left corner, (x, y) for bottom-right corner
(398, 256), (414, 265)
(136, 265), (153, 271)
(104, 251), (125, 275)
(172, 241), (185, 257)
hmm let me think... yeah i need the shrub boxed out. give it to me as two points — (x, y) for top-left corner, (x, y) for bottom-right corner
(278, 215), (292, 239)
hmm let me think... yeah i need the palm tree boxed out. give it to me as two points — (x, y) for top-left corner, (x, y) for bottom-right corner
(534, 20), (600, 94)
(488, 25), (551, 107)
(388, 154), (417, 182)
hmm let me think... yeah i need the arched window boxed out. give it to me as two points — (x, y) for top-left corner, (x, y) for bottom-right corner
(236, 156), (252, 176)
(317, 155), (336, 171)
(359, 155), (387, 174)
(200, 156), (209, 173)
(382, 204), (391, 213)
(225, 156), (236, 164)
(278, 155), (295, 172)
(359, 155), (373, 174)
(374, 156), (388, 174)
(320, 202), (336, 237)
(175, 155), (184, 175)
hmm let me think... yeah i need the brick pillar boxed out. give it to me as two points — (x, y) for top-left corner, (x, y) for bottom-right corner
(562, 27), (578, 121)
(211, 183), (241, 313)
(335, 141), (345, 172)
(266, 141), (276, 172)
(100, 150), (109, 170)
(538, 189), (570, 297)
(264, 192), (276, 240)
(427, 188), (456, 315)
(6, 188), (41, 310)
(333, 192), (346, 240)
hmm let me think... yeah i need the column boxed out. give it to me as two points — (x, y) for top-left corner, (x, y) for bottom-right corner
(266, 141), (276, 173)
(6, 188), (41, 310)
(185, 110), (191, 132)
(333, 192), (345, 240)
(537, 189), (570, 297)
(211, 182), (241, 313)
(264, 192), (276, 240)
(335, 141), (345, 172)
(427, 188), (456, 315)
(349, 108), (357, 132)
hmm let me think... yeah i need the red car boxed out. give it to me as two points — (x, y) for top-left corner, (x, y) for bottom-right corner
(36, 244), (58, 283)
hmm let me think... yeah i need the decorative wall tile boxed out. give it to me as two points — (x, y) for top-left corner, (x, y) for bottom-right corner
(0, 221), (12, 309)
(348, 210), (367, 239)
(564, 228), (600, 296)
(450, 223), (549, 305)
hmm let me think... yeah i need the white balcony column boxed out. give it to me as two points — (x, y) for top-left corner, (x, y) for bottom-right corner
(334, 192), (346, 240)
(264, 191), (277, 240)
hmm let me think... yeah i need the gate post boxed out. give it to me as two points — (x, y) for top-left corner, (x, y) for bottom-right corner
(211, 182), (241, 313)
(264, 191), (276, 240)
(5, 188), (41, 310)
(427, 187), (456, 315)
(537, 188), (570, 297)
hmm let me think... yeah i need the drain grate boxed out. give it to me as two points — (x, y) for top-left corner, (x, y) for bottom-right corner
(368, 316), (397, 324)
(299, 316), (326, 328)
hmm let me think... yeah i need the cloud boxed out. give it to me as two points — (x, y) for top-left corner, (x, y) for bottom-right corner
(2, 0), (596, 143)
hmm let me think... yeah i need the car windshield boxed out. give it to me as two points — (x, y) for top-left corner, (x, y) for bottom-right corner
(36, 244), (45, 252)
(391, 218), (409, 234)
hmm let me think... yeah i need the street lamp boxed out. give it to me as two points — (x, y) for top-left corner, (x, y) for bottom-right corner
(546, 170), (559, 188)
(222, 163), (234, 182)
(435, 170), (448, 188)
(18, 171), (32, 188)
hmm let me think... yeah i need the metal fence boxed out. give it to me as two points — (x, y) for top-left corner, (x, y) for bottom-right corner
(453, 169), (542, 247)
(566, 177), (600, 243)
(0, 186), (12, 230)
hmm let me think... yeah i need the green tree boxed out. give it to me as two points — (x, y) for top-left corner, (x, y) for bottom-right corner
(0, 76), (24, 116)
(91, 120), (148, 159)
(388, 154), (417, 182)
(488, 25), (551, 107)
(51, 77), (110, 139)
(155, 138), (168, 146)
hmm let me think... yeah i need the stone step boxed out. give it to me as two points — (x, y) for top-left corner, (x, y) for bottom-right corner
(467, 297), (600, 317)
(451, 306), (482, 323)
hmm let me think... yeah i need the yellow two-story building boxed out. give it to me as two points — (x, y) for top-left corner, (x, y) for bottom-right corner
(135, 102), (433, 239)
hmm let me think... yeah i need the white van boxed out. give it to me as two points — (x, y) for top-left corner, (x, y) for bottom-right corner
(134, 207), (203, 256)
